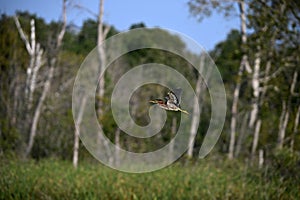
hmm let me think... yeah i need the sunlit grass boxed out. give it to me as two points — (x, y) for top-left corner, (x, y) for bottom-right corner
(0, 157), (298, 199)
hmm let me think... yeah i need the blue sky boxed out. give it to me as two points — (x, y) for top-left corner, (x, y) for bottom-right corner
(0, 0), (240, 50)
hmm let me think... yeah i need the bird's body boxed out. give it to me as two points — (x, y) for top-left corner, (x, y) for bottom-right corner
(149, 89), (189, 115)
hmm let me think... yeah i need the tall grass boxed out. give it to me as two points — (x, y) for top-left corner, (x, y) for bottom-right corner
(0, 156), (299, 199)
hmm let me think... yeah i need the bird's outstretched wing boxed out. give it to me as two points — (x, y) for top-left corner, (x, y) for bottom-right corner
(167, 88), (182, 106)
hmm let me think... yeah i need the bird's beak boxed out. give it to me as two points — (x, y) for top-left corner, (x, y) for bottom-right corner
(149, 100), (157, 103)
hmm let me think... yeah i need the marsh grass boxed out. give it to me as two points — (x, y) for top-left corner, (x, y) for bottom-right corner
(0, 157), (299, 200)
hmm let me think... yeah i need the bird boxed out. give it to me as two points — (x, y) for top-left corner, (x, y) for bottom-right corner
(149, 88), (189, 115)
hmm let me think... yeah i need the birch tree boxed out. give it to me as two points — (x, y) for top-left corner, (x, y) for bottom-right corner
(290, 72), (300, 151)
(246, 1), (300, 151)
(246, 0), (290, 158)
(73, 94), (87, 168)
(277, 70), (299, 149)
(96, 0), (113, 164)
(14, 16), (45, 157)
(169, 117), (177, 162)
(14, 18), (43, 111)
(188, 0), (254, 159)
(14, 0), (68, 157)
(228, 0), (252, 159)
(74, 0), (112, 165)
(187, 54), (209, 158)
(96, 0), (110, 116)
(187, 76), (202, 158)
(114, 128), (121, 167)
(291, 104), (300, 151)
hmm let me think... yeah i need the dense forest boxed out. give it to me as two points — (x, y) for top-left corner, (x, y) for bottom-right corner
(0, 0), (300, 198)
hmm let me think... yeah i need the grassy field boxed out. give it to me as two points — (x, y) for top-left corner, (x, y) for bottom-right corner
(0, 156), (299, 200)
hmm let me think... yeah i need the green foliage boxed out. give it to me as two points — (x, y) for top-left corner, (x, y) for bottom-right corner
(210, 29), (241, 83)
(129, 22), (146, 29)
(0, 119), (19, 154)
(188, 0), (236, 22)
(63, 19), (118, 55)
(0, 14), (29, 155)
(267, 148), (300, 183)
(0, 158), (299, 199)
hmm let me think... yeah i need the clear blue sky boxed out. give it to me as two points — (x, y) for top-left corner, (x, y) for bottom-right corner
(0, 0), (240, 50)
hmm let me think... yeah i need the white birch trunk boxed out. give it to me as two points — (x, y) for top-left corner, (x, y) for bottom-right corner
(188, 54), (206, 158)
(24, 0), (67, 157)
(289, 70), (299, 150)
(229, 65), (243, 159)
(229, 0), (250, 159)
(26, 65), (54, 156)
(187, 75), (202, 158)
(277, 69), (298, 149)
(26, 19), (35, 101)
(259, 60), (271, 106)
(277, 101), (289, 149)
(28, 44), (43, 110)
(251, 119), (261, 157)
(239, 0), (252, 74)
(291, 105), (300, 150)
(14, 17), (44, 119)
(235, 112), (249, 157)
(258, 149), (264, 169)
(73, 95), (87, 168)
(290, 71), (299, 97)
(115, 128), (120, 167)
(97, 0), (110, 116)
(249, 49), (261, 128)
(169, 117), (177, 162)
(96, 0), (112, 163)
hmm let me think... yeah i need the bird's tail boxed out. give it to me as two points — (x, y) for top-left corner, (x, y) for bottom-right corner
(179, 108), (189, 115)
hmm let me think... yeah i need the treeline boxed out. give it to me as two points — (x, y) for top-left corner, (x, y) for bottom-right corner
(0, 0), (299, 169)
(189, 0), (300, 162)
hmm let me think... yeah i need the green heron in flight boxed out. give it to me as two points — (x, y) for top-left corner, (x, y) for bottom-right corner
(149, 88), (189, 115)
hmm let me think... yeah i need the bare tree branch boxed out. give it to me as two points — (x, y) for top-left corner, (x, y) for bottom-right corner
(291, 71), (299, 97)
(260, 67), (284, 83)
(73, 4), (98, 18)
(57, 0), (67, 48)
(14, 16), (33, 55)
